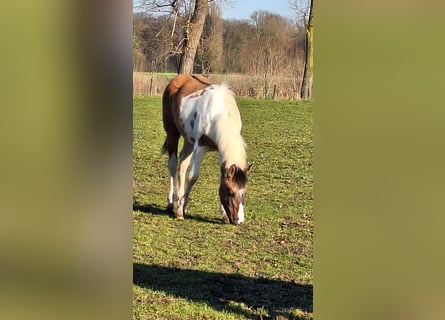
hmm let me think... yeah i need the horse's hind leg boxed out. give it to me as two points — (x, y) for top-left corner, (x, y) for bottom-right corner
(167, 153), (177, 214)
(176, 141), (193, 219)
(165, 133), (179, 215)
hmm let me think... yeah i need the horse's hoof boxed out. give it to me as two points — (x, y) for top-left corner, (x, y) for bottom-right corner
(175, 213), (184, 220)
(166, 204), (174, 215)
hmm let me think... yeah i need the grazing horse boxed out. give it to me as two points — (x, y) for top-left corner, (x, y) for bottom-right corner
(162, 74), (252, 225)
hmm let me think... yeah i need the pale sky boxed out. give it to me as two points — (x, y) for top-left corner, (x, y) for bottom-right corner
(133, 0), (299, 21)
(220, 0), (294, 21)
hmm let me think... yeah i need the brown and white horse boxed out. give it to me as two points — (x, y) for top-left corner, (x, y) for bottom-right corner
(162, 74), (252, 225)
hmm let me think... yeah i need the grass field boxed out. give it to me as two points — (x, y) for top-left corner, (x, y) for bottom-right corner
(133, 95), (313, 319)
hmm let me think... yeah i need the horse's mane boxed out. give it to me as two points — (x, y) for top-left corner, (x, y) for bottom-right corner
(211, 84), (247, 169)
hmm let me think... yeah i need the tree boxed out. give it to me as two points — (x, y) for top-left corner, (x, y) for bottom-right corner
(196, 1), (223, 73)
(133, 1), (307, 80)
(179, 0), (208, 73)
(222, 20), (254, 73)
(301, 0), (313, 100)
(134, 0), (209, 74)
(290, 0), (313, 100)
(248, 11), (297, 77)
(132, 12), (181, 72)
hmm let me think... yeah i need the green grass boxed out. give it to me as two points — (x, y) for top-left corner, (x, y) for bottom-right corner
(133, 95), (313, 319)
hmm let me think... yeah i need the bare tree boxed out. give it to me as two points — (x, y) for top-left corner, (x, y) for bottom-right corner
(222, 20), (254, 73)
(134, 0), (209, 74)
(197, 1), (223, 73)
(290, 0), (313, 100)
(133, 1), (307, 81)
(179, 0), (208, 73)
(134, 0), (180, 14)
(243, 11), (299, 78)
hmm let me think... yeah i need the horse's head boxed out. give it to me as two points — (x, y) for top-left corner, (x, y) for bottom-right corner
(219, 163), (252, 225)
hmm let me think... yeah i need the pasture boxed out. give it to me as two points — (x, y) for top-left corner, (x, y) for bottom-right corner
(133, 95), (313, 319)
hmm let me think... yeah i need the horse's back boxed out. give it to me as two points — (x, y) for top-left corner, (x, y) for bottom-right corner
(181, 83), (239, 124)
(163, 74), (211, 108)
(162, 74), (212, 131)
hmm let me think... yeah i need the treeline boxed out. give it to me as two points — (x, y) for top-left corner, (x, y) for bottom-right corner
(133, 4), (307, 77)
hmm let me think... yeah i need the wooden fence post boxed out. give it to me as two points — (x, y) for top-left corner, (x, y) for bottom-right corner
(149, 77), (153, 96)
(264, 76), (269, 99)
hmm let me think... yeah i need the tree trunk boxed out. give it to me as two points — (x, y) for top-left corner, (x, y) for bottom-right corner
(179, 0), (208, 74)
(301, 0), (313, 100)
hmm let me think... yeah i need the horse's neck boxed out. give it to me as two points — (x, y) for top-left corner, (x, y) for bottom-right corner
(216, 124), (247, 169)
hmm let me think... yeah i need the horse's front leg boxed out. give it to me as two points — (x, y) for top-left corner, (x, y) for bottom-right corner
(220, 203), (230, 224)
(177, 145), (206, 219)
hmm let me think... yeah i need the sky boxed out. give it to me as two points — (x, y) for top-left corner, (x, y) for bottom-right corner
(133, 0), (298, 21)
(220, 0), (294, 21)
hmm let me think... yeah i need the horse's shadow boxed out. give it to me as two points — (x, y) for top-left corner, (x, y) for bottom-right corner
(132, 201), (166, 216)
(133, 263), (313, 319)
(133, 200), (223, 224)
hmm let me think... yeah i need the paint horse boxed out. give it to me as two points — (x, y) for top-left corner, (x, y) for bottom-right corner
(162, 74), (252, 225)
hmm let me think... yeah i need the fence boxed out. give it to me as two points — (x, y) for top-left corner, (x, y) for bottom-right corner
(133, 72), (302, 100)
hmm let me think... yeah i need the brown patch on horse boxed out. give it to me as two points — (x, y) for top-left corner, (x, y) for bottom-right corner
(224, 164), (248, 189)
(219, 162), (251, 200)
(162, 74), (212, 142)
(198, 135), (218, 151)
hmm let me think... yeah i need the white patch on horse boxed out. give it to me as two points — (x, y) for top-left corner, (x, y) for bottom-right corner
(237, 203), (245, 224)
(180, 84), (246, 169)
(167, 153), (177, 205)
(237, 189), (245, 224)
(168, 176), (174, 203)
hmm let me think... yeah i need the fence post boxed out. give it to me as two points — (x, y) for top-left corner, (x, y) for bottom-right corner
(149, 77), (153, 96)
(264, 76), (269, 99)
(272, 85), (277, 100)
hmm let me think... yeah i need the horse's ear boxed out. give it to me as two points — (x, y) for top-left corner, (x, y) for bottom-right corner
(226, 164), (237, 180)
(246, 163), (254, 174)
